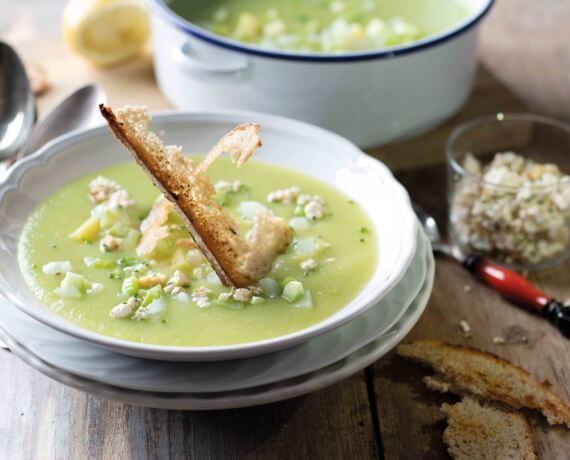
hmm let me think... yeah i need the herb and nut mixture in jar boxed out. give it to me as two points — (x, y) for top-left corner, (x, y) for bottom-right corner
(450, 152), (570, 266)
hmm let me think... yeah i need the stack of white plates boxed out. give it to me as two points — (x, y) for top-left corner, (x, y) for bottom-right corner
(0, 111), (433, 410)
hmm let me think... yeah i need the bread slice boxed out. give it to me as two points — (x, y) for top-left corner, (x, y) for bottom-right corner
(397, 340), (570, 428)
(441, 397), (537, 460)
(100, 104), (291, 287)
(137, 197), (173, 257)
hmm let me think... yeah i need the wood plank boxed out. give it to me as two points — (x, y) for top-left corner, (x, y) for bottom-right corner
(3, 0), (570, 458)
(371, 164), (570, 459)
(0, 351), (379, 460)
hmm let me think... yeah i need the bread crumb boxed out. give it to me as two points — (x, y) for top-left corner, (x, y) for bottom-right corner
(458, 320), (472, 338)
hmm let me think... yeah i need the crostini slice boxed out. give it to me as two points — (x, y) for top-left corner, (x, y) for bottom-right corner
(100, 104), (291, 288)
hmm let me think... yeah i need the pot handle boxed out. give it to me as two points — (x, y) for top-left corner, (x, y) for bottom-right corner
(173, 41), (249, 78)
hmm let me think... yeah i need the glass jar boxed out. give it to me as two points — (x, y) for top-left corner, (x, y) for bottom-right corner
(447, 114), (570, 270)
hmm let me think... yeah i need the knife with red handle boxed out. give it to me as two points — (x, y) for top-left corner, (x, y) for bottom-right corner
(463, 255), (570, 337)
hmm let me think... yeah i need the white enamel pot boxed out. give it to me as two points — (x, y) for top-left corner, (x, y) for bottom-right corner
(149, 0), (494, 148)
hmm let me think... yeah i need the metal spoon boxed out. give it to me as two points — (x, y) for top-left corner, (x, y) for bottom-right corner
(0, 41), (35, 163)
(414, 204), (570, 337)
(0, 85), (106, 350)
(17, 84), (107, 159)
(0, 84), (107, 182)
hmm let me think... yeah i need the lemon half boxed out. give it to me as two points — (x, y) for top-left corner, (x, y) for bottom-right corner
(62, 0), (150, 67)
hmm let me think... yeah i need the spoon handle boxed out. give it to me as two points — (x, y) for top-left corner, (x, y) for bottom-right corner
(463, 255), (570, 338)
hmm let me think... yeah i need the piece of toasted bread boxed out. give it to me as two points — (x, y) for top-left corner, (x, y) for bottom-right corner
(100, 104), (291, 287)
(137, 197), (173, 257)
(397, 340), (570, 428)
(441, 397), (537, 460)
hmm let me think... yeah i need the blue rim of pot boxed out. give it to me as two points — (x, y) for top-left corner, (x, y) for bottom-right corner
(149, 0), (495, 63)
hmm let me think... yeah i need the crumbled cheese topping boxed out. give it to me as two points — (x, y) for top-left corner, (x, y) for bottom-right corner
(168, 270), (189, 288)
(164, 284), (183, 295)
(110, 296), (137, 319)
(304, 200), (326, 220)
(300, 258), (318, 273)
(232, 288), (253, 303)
(296, 194), (321, 206)
(99, 235), (122, 252)
(88, 176), (121, 203)
(219, 286), (264, 303)
(192, 286), (213, 308)
(296, 194), (326, 220)
(452, 152), (570, 265)
(133, 307), (149, 321)
(164, 271), (189, 295)
(88, 176), (134, 209)
(267, 187), (300, 204)
(42, 261), (72, 275)
(107, 189), (135, 209)
(266, 188), (326, 220)
(215, 180), (243, 193)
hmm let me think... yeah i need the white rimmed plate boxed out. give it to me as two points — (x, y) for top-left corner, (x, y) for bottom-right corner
(0, 234), (433, 409)
(0, 110), (417, 361)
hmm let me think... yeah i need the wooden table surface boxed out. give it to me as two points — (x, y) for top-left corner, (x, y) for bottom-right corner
(2, 0), (570, 458)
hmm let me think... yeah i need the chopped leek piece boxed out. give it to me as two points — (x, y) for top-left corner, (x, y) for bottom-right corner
(84, 257), (115, 269)
(282, 280), (304, 303)
(121, 276), (140, 297)
(141, 285), (163, 307)
(55, 272), (89, 298)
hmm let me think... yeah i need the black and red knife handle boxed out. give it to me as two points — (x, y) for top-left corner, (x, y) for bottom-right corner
(463, 255), (570, 337)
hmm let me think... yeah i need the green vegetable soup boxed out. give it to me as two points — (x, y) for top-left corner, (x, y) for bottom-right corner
(18, 158), (377, 346)
(168, 0), (471, 53)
